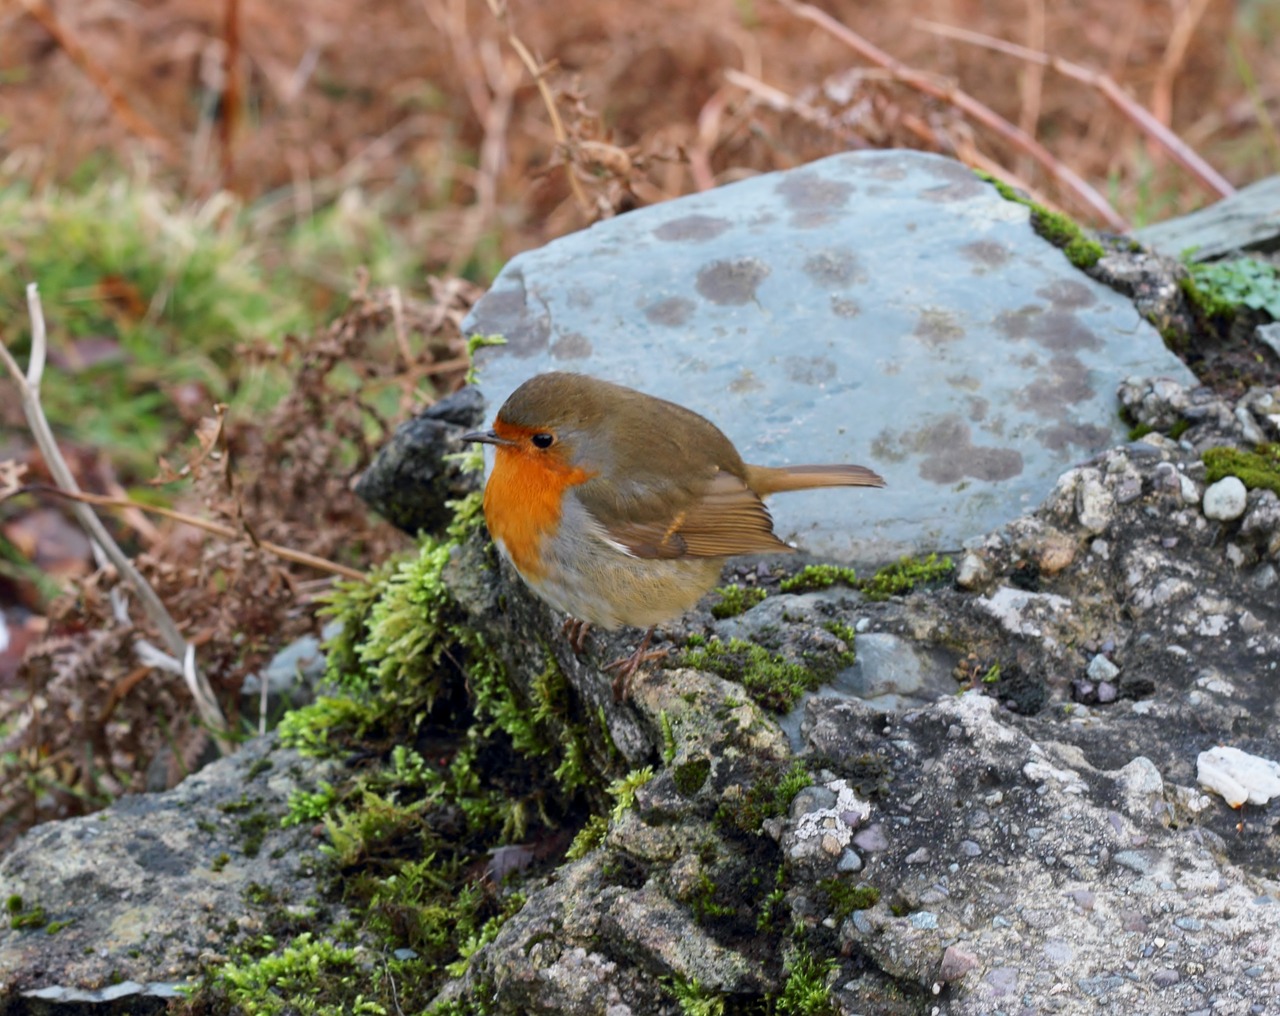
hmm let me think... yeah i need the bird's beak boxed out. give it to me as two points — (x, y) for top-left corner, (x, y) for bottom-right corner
(462, 429), (514, 447)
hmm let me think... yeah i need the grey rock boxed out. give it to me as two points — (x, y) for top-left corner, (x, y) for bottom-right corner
(464, 150), (1194, 561)
(825, 631), (954, 711)
(0, 737), (342, 997)
(1134, 174), (1280, 260)
(354, 385), (484, 536)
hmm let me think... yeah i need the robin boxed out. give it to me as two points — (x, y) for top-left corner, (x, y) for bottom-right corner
(464, 372), (885, 700)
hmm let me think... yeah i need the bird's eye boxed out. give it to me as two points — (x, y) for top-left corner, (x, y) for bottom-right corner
(531, 433), (555, 449)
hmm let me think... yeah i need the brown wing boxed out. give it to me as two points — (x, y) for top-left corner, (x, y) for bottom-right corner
(600, 470), (792, 560)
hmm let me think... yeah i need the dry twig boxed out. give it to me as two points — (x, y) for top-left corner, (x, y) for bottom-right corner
(914, 17), (1235, 202)
(17, 0), (176, 160)
(482, 0), (592, 218)
(0, 285), (232, 752)
(778, 0), (1127, 230)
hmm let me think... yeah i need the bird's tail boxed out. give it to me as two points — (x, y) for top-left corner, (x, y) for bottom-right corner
(745, 463), (886, 496)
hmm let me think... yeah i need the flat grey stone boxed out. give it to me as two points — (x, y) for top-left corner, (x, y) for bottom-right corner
(465, 150), (1195, 562)
(1134, 175), (1280, 260)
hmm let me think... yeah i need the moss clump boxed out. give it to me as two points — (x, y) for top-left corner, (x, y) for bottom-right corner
(710, 583), (767, 619)
(779, 564), (858, 594)
(1181, 256), (1280, 320)
(978, 173), (1104, 270)
(681, 638), (824, 713)
(685, 872), (736, 923)
(775, 947), (837, 1016)
(716, 758), (810, 835)
(673, 757), (712, 796)
(608, 766), (655, 821)
(188, 486), (610, 1015)
(819, 878), (880, 919)
(565, 814), (608, 859)
(861, 553), (953, 601)
(218, 933), (367, 1016)
(665, 975), (726, 1016)
(1202, 444), (1280, 496)
(6, 896), (47, 931)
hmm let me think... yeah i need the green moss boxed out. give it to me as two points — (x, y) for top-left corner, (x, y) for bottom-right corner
(45, 919), (74, 934)
(681, 638), (824, 713)
(237, 812), (272, 858)
(710, 583), (767, 619)
(685, 872), (735, 923)
(665, 975), (726, 1016)
(1128, 422), (1154, 441)
(978, 172), (1104, 269)
(566, 814), (608, 859)
(211, 853), (231, 873)
(6, 896), (47, 931)
(860, 552), (953, 601)
(716, 758), (810, 835)
(608, 766), (655, 821)
(660, 710), (677, 765)
(673, 757), (712, 796)
(245, 757), (273, 781)
(775, 947), (837, 1015)
(1181, 256), (1280, 320)
(465, 333), (507, 385)
(1202, 443), (1280, 496)
(779, 564), (858, 594)
(218, 933), (366, 1016)
(283, 781), (340, 827)
(1168, 418), (1191, 440)
(819, 878), (880, 919)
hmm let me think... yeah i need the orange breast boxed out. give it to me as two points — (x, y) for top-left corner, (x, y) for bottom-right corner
(483, 445), (592, 581)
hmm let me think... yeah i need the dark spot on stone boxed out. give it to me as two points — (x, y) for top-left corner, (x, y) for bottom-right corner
(860, 153), (910, 181)
(803, 249), (864, 287)
(918, 417), (1023, 483)
(654, 214), (733, 242)
(1037, 279), (1096, 309)
(915, 309), (965, 346)
(947, 374), (981, 392)
(785, 356), (837, 385)
(961, 241), (1011, 269)
(127, 831), (191, 876)
(831, 296), (861, 318)
(644, 296), (696, 327)
(921, 157), (981, 185)
(996, 306), (1102, 353)
(921, 179), (985, 203)
(465, 274), (549, 359)
(776, 174), (854, 226)
(874, 415), (1023, 483)
(549, 332), (593, 360)
(1038, 421), (1112, 451)
(728, 369), (763, 393)
(1017, 354), (1094, 415)
(696, 258), (770, 305)
(966, 397), (989, 422)
(567, 286), (594, 309)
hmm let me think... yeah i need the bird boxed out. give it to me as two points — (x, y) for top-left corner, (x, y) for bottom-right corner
(463, 372), (885, 700)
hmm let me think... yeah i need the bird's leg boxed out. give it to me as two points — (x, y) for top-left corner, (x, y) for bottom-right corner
(603, 626), (668, 701)
(562, 617), (592, 655)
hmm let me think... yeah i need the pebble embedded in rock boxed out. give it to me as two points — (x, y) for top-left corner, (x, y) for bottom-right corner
(1202, 476), (1248, 521)
(1087, 654), (1120, 682)
(1198, 745), (1280, 807)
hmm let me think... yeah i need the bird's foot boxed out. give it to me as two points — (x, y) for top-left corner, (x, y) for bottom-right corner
(602, 626), (667, 701)
(562, 617), (592, 655)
